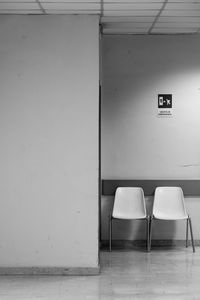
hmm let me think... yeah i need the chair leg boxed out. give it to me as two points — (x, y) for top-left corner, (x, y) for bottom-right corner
(188, 217), (195, 253)
(109, 214), (112, 252)
(186, 218), (189, 248)
(146, 217), (150, 252)
(149, 216), (153, 251)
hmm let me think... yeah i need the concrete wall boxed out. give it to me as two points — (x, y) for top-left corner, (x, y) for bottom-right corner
(0, 15), (99, 270)
(101, 35), (200, 241)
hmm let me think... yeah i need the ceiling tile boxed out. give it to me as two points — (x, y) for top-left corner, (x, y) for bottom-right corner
(155, 22), (199, 28)
(0, 0), (35, 2)
(158, 16), (200, 23)
(101, 16), (155, 23)
(103, 0), (164, 2)
(103, 3), (163, 10)
(151, 28), (198, 33)
(161, 10), (200, 17)
(167, 0), (200, 2)
(0, 3), (39, 9)
(104, 22), (152, 29)
(0, 0), (199, 35)
(40, 0), (100, 2)
(45, 9), (99, 14)
(0, 9), (42, 14)
(103, 10), (159, 16)
(42, 2), (100, 10)
(165, 3), (200, 10)
(103, 28), (149, 34)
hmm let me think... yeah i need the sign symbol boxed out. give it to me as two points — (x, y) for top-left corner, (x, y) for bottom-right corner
(167, 99), (171, 105)
(159, 97), (163, 106)
(158, 94), (172, 108)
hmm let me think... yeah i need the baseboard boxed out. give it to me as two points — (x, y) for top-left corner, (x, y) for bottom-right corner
(101, 239), (200, 249)
(0, 266), (100, 276)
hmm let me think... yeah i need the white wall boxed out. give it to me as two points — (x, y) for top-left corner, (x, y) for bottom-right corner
(102, 35), (200, 179)
(101, 35), (200, 242)
(0, 15), (99, 269)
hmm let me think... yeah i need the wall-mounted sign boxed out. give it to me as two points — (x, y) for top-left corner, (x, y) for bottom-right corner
(157, 94), (173, 117)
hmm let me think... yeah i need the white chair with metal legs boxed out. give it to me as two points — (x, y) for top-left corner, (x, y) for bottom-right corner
(109, 187), (150, 252)
(149, 186), (195, 252)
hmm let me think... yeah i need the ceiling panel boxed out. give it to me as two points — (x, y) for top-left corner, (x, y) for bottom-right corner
(0, 0), (35, 2)
(0, 0), (200, 34)
(103, 10), (159, 17)
(104, 22), (152, 28)
(155, 22), (200, 29)
(0, 3), (39, 10)
(45, 10), (100, 14)
(101, 16), (155, 23)
(158, 16), (200, 23)
(167, 0), (200, 2)
(41, 0), (100, 2)
(103, 3), (163, 10)
(103, 0), (164, 2)
(165, 3), (200, 10)
(151, 28), (198, 33)
(103, 28), (148, 34)
(0, 9), (42, 14)
(161, 10), (200, 17)
(42, 3), (100, 10)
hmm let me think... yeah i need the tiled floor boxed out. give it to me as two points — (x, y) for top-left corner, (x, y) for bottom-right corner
(0, 248), (199, 299)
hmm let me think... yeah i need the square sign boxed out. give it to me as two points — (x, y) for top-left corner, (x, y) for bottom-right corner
(157, 94), (173, 117)
(158, 94), (172, 108)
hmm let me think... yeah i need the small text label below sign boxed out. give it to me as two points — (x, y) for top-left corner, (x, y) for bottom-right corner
(157, 94), (172, 117)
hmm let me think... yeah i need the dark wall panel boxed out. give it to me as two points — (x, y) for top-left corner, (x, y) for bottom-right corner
(102, 180), (200, 196)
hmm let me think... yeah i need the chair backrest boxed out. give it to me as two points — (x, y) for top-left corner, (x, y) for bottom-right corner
(112, 187), (146, 219)
(153, 186), (188, 220)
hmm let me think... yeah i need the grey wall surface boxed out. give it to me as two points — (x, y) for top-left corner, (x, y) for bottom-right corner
(0, 15), (99, 268)
(101, 35), (200, 241)
(102, 35), (200, 179)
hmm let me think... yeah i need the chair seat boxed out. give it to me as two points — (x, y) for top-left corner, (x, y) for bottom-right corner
(153, 213), (188, 220)
(113, 212), (146, 219)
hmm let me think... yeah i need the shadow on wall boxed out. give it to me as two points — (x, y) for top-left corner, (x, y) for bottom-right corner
(102, 35), (200, 111)
(101, 35), (200, 179)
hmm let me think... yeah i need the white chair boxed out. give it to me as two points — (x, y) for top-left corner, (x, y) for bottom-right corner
(149, 186), (195, 252)
(109, 187), (150, 252)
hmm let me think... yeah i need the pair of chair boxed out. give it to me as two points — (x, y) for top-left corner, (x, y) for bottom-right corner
(109, 186), (195, 253)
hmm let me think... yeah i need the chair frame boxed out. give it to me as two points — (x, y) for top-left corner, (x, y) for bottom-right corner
(149, 215), (195, 253)
(109, 212), (150, 252)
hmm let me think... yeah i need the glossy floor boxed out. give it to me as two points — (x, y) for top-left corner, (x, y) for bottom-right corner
(0, 247), (199, 299)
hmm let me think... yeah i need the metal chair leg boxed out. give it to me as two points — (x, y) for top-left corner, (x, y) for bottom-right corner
(146, 216), (150, 252)
(149, 216), (153, 251)
(109, 214), (112, 252)
(186, 218), (189, 248)
(188, 217), (195, 253)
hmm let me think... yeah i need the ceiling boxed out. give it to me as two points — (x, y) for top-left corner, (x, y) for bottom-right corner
(1, 0), (200, 34)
